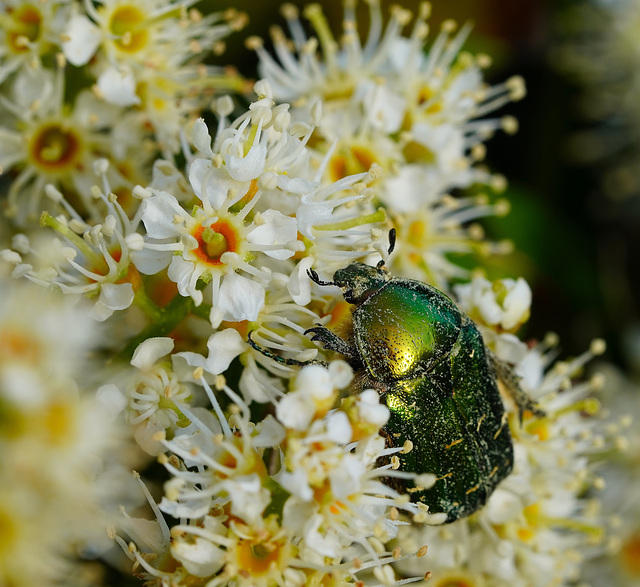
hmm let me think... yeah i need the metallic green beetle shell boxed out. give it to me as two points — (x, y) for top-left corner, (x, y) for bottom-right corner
(337, 267), (513, 523)
(354, 280), (461, 381)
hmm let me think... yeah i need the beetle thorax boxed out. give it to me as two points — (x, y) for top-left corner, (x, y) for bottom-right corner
(332, 262), (391, 304)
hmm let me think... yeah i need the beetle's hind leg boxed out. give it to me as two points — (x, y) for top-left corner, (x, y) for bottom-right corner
(488, 350), (545, 419)
(305, 325), (362, 366)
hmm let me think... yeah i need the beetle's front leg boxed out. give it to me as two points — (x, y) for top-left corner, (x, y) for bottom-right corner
(305, 325), (361, 366)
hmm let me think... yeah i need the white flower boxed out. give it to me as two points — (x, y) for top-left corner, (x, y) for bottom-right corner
(122, 337), (199, 456)
(136, 182), (273, 313)
(3, 170), (145, 320)
(0, 1), (70, 84)
(0, 69), (131, 223)
(251, 2), (524, 286)
(455, 275), (532, 332)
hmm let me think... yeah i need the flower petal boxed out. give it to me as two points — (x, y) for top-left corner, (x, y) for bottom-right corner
(139, 191), (186, 239)
(90, 282), (134, 321)
(225, 143), (267, 181)
(247, 209), (298, 260)
(217, 273), (265, 321)
(62, 14), (101, 66)
(97, 67), (141, 107)
(288, 257), (314, 306)
(191, 118), (213, 157)
(189, 159), (248, 210)
(131, 337), (175, 370)
(168, 256), (202, 306)
(176, 329), (245, 375)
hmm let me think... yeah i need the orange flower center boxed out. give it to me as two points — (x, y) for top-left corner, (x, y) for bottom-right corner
(621, 532), (640, 576)
(6, 4), (42, 54)
(29, 122), (83, 173)
(0, 330), (41, 364)
(329, 145), (377, 182)
(192, 220), (239, 266)
(236, 535), (285, 576)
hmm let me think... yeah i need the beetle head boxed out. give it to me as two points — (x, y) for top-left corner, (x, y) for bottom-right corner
(306, 229), (396, 304)
(332, 262), (391, 305)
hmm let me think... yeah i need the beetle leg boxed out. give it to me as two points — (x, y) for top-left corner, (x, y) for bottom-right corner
(488, 350), (545, 419)
(247, 331), (327, 367)
(307, 268), (336, 287)
(305, 325), (361, 365)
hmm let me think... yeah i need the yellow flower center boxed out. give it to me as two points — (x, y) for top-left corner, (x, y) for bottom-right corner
(6, 4), (42, 54)
(0, 505), (19, 559)
(41, 401), (76, 446)
(233, 523), (289, 579)
(435, 574), (476, 587)
(237, 540), (282, 575)
(329, 144), (377, 182)
(108, 5), (149, 53)
(28, 122), (83, 174)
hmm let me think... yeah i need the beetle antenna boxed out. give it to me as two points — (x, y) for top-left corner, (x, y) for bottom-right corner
(376, 228), (397, 269)
(247, 331), (326, 367)
(307, 268), (335, 287)
(388, 228), (396, 255)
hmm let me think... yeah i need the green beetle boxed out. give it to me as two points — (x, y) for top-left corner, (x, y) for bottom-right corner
(248, 231), (535, 522)
(301, 231), (517, 523)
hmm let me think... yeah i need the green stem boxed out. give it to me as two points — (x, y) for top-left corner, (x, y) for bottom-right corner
(192, 301), (212, 321)
(132, 286), (164, 322)
(244, 123), (259, 156)
(40, 212), (103, 267)
(315, 208), (387, 232)
(119, 294), (197, 361)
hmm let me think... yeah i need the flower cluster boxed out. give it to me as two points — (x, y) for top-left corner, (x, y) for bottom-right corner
(0, 1), (623, 587)
(249, 1), (523, 287)
(578, 362), (640, 587)
(0, 0), (246, 223)
(0, 281), (134, 586)
(112, 356), (435, 586)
